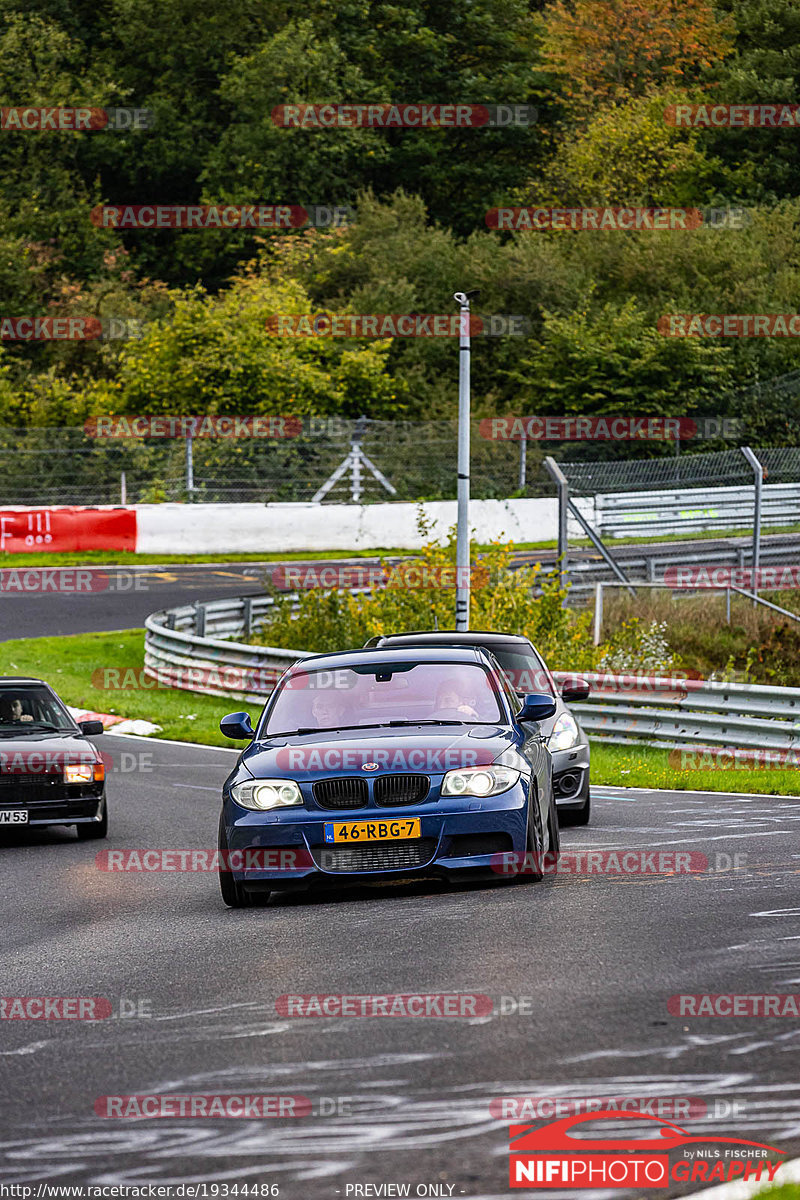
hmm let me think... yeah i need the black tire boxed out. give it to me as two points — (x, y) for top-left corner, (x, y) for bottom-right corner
(560, 787), (591, 827)
(518, 782), (544, 883)
(545, 788), (560, 871)
(218, 816), (269, 909)
(76, 798), (108, 840)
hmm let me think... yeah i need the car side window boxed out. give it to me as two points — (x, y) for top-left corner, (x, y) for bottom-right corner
(483, 655), (521, 718)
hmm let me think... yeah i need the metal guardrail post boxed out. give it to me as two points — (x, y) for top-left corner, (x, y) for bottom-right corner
(185, 434), (194, 501)
(195, 602), (206, 638)
(242, 596), (253, 641)
(544, 456), (568, 591)
(741, 446), (763, 604)
(593, 582), (604, 645)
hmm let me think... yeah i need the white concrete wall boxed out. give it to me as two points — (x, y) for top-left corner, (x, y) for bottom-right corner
(135, 497), (559, 554)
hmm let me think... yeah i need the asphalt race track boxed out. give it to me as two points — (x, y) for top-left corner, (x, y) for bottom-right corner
(0, 564), (271, 641)
(1, 736), (798, 1197)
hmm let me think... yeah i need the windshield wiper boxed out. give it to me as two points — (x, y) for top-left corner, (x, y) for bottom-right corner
(263, 723), (391, 738)
(383, 719), (464, 727)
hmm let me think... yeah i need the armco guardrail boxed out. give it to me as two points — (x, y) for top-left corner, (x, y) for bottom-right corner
(145, 598), (800, 752)
(573, 482), (799, 540)
(144, 596), (309, 702)
(563, 532), (800, 594)
(568, 672), (800, 754)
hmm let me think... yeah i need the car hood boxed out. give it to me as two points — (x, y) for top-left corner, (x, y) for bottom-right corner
(0, 730), (100, 767)
(240, 724), (520, 780)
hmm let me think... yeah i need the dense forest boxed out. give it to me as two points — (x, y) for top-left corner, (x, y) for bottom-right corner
(2, 0), (800, 445)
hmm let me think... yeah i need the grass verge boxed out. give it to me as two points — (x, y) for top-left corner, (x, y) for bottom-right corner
(0, 629), (260, 747)
(592, 742), (800, 795)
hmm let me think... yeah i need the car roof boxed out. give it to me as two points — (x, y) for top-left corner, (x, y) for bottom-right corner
(372, 630), (532, 646)
(286, 645), (497, 673)
(0, 676), (49, 686)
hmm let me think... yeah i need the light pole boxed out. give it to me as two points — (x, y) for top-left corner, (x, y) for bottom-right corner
(454, 289), (479, 630)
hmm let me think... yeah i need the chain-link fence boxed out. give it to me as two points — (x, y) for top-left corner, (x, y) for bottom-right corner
(557, 448), (755, 497)
(1, 422), (799, 508)
(0, 421), (548, 505)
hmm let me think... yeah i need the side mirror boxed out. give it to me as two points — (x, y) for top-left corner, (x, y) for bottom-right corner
(78, 720), (104, 736)
(517, 693), (558, 722)
(220, 711), (255, 740)
(561, 678), (591, 702)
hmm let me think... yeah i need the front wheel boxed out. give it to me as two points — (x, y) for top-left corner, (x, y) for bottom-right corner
(218, 816), (269, 909)
(76, 798), (108, 840)
(545, 785), (560, 869)
(517, 783), (545, 884)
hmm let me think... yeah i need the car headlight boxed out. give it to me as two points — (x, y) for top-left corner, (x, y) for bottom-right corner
(441, 766), (520, 797)
(64, 763), (95, 784)
(549, 713), (580, 751)
(230, 779), (303, 811)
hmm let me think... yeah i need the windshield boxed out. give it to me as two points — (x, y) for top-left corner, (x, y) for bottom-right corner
(492, 647), (554, 696)
(0, 685), (76, 734)
(262, 662), (504, 735)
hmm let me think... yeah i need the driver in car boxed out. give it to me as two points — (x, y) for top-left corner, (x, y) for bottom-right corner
(0, 697), (33, 724)
(433, 681), (480, 719)
(310, 691), (352, 729)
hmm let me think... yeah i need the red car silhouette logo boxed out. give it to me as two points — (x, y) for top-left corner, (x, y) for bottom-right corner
(511, 1110), (783, 1155)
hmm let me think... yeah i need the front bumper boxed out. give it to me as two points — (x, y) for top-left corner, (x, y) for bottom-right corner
(222, 785), (531, 888)
(0, 784), (105, 827)
(550, 741), (590, 807)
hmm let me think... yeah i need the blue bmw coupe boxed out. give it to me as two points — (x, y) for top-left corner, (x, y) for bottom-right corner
(217, 646), (558, 907)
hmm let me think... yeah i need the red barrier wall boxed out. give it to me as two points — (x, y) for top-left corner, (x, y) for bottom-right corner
(0, 508), (137, 553)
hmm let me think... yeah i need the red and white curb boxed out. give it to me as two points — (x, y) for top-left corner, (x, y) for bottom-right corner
(67, 705), (161, 738)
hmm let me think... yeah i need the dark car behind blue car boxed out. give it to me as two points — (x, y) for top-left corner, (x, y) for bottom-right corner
(217, 646), (559, 908)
